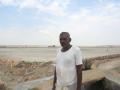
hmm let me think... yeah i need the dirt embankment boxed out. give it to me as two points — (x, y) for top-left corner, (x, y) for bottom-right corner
(0, 54), (120, 90)
(0, 59), (54, 90)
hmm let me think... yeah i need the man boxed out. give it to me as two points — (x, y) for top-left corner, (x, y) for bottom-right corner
(52, 32), (83, 90)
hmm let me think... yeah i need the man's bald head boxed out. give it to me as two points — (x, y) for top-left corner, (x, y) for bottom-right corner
(59, 32), (70, 38)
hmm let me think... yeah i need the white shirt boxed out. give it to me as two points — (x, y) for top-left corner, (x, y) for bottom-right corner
(55, 46), (82, 86)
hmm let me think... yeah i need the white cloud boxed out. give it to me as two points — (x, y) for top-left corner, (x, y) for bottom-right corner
(0, 27), (58, 45)
(42, 3), (120, 45)
(39, 30), (50, 35)
(0, 0), (15, 5)
(41, 0), (71, 16)
(0, 1), (120, 45)
(37, 1), (65, 16)
(0, 0), (71, 16)
(18, 0), (39, 9)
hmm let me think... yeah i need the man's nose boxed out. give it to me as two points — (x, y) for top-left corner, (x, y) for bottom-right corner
(60, 40), (65, 43)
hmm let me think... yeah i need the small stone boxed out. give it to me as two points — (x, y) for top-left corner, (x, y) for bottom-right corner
(0, 80), (6, 90)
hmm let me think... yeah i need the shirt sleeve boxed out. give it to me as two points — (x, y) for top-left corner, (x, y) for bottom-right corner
(75, 47), (83, 65)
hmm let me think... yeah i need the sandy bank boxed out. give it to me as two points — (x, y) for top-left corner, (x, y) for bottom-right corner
(0, 54), (120, 90)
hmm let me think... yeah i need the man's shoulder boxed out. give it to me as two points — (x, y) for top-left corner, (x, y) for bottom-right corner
(72, 46), (81, 51)
(56, 47), (61, 53)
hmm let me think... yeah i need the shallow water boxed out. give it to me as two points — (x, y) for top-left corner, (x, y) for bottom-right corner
(0, 47), (120, 62)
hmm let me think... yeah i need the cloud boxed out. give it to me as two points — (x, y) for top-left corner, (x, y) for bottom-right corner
(18, 0), (39, 9)
(0, 0), (71, 16)
(42, 2), (120, 45)
(0, 0), (15, 5)
(0, 27), (58, 45)
(67, 3), (120, 28)
(36, 1), (65, 16)
(0, 25), (63, 45)
(0, 0), (120, 45)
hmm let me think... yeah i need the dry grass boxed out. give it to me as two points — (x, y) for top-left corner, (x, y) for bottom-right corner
(0, 59), (54, 90)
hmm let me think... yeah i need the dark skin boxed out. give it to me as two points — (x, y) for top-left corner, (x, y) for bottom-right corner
(52, 32), (82, 90)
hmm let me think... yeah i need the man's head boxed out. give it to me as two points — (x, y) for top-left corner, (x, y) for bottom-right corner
(59, 32), (71, 48)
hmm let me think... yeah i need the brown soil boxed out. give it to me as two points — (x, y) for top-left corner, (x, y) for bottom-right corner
(0, 54), (120, 90)
(0, 59), (54, 90)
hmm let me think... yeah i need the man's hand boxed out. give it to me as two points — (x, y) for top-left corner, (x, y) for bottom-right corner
(52, 68), (56, 90)
(52, 85), (56, 90)
(76, 64), (82, 90)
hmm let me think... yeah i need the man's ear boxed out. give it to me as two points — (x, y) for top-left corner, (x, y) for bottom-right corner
(69, 38), (71, 42)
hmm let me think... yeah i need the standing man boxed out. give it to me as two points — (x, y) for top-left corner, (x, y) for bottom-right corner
(52, 32), (83, 90)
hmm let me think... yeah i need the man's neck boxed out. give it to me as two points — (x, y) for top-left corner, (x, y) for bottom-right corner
(61, 44), (72, 52)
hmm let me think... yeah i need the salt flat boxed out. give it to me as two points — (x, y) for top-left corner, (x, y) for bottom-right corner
(0, 46), (120, 62)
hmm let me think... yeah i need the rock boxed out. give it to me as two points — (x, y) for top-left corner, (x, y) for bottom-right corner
(15, 61), (25, 68)
(0, 80), (6, 90)
(82, 69), (105, 85)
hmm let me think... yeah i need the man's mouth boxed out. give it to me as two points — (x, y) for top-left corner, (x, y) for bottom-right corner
(61, 43), (66, 47)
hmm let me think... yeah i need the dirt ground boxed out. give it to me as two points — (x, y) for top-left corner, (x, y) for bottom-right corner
(0, 59), (54, 90)
(0, 54), (120, 90)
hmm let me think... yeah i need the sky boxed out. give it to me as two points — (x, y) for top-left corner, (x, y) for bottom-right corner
(0, 0), (120, 46)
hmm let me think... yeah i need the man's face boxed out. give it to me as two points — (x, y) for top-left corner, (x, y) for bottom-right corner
(59, 34), (71, 48)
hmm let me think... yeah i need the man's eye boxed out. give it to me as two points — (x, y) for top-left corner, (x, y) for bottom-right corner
(60, 38), (66, 40)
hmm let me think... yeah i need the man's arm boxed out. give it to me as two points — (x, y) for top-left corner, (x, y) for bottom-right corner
(52, 68), (57, 90)
(76, 64), (82, 90)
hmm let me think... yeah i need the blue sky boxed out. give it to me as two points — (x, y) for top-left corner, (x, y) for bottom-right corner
(0, 0), (120, 46)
